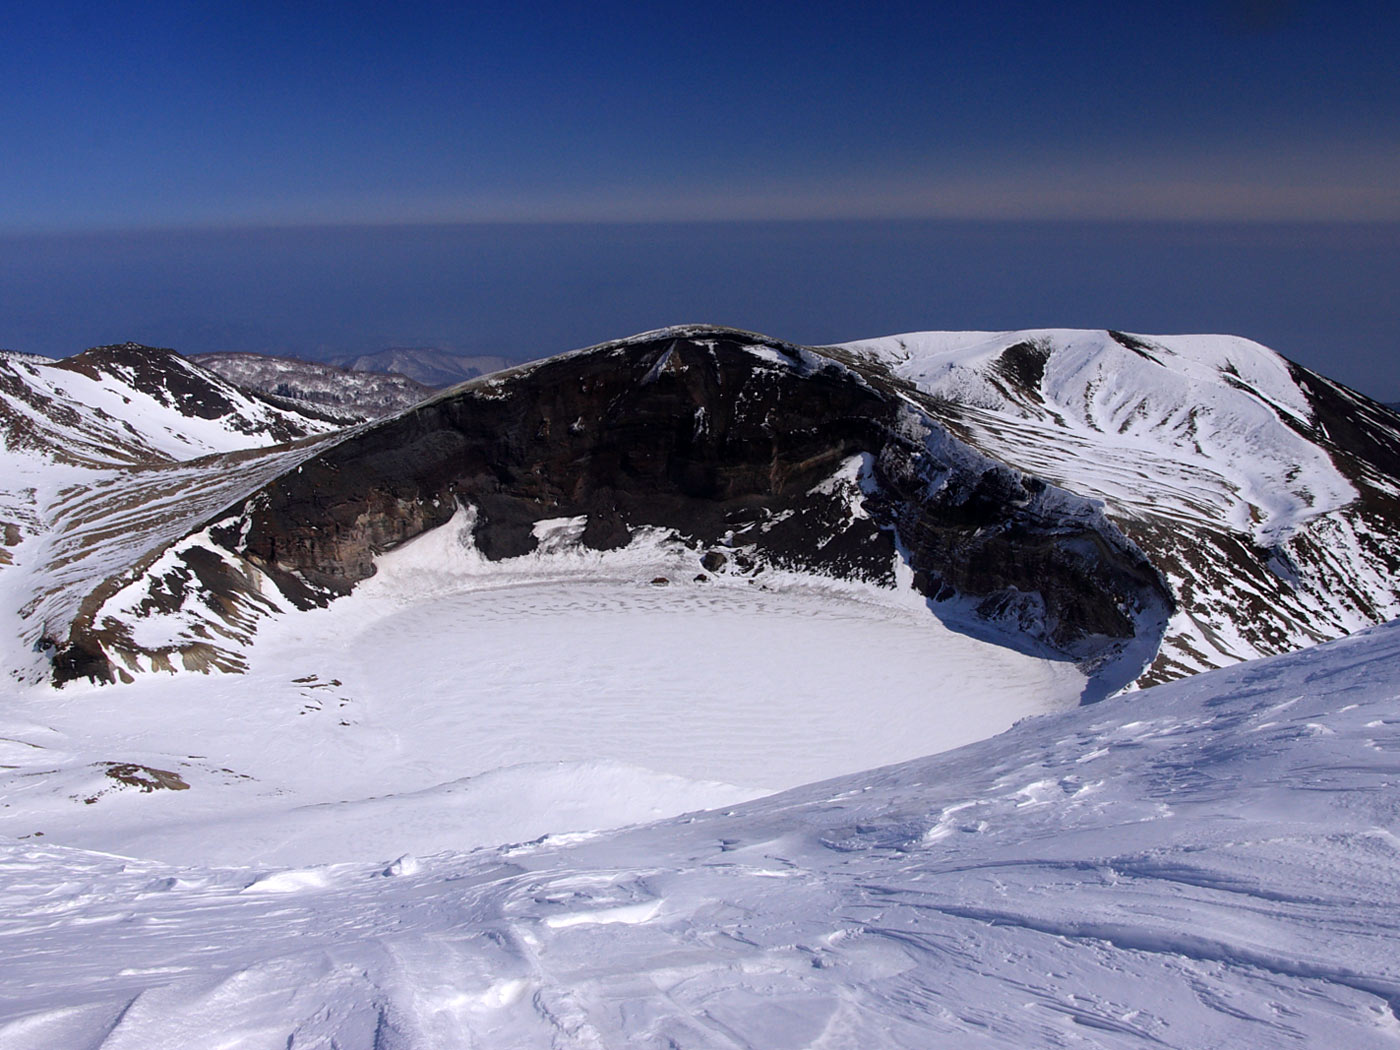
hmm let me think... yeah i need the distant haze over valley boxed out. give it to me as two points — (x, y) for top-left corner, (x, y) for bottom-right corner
(3, 219), (1398, 403)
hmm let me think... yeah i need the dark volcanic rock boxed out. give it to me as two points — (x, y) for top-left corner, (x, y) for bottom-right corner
(232, 332), (900, 593)
(700, 550), (728, 573)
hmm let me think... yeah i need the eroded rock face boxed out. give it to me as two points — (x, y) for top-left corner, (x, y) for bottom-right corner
(56, 328), (1173, 686)
(823, 327), (1400, 685)
(239, 334), (895, 585)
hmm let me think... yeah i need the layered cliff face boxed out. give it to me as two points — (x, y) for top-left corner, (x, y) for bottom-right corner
(52, 328), (1172, 689)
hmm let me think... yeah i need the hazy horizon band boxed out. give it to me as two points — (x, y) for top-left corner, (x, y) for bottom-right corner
(3, 218), (1397, 400)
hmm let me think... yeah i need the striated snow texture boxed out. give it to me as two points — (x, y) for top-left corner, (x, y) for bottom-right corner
(4, 326), (1400, 1048)
(2, 614), (1398, 1048)
(12, 327), (1400, 694)
(0, 343), (341, 466)
(843, 329), (1350, 542)
(36, 327), (1174, 691)
(0, 343), (351, 679)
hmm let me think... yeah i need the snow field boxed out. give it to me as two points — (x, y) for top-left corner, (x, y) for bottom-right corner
(6, 327), (1400, 1046)
(839, 328), (1400, 679)
(2, 619), (1398, 1047)
(0, 507), (1087, 866)
(0, 348), (341, 465)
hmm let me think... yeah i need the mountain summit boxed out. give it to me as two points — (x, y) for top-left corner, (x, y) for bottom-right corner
(841, 328), (1400, 681)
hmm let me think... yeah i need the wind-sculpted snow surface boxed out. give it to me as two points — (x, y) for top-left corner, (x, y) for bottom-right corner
(842, 329), (1400, 681)
(5, 325), (1400, 1047)
(3, 617), (1399, 1048)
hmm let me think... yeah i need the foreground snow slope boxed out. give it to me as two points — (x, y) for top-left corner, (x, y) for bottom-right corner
(3, 619), (1398, 1048)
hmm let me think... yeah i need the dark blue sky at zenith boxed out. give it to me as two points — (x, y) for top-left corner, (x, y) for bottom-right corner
(1, 0), (1398, 396)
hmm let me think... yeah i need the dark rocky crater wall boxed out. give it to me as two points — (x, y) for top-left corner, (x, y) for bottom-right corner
(58, 328), (1173, 686)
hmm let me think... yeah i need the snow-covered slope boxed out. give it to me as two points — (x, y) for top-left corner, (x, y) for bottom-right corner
(16, 327), (1400, 699)
(841, 329), (1400, 681)
(0, 343), (351, 682)
(842, 330), (1350, 541)
(42, 327), (1173, 693)
(0, 524), (1088, 868)
(1, 439), (340, 682)
(4, 325), (1400, 1047)
(0, 343), (343, 466)
(3, 611), (1398, 1048)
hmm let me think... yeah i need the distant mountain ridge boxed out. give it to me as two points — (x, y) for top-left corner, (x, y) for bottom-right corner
(0, 343), (349, 665)
(0, 342), (341, 466)
(192, 351), (436, 420)
(325, 346), (508, 388)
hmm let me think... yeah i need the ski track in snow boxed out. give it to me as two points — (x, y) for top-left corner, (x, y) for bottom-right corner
(2, 621), (1399, 1048)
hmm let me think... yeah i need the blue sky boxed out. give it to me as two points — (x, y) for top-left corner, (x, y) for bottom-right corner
(4, 0), (1396, 229)
(1, 2), (1398, 397)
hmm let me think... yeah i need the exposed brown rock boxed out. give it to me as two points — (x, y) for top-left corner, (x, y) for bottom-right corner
(102, 762), (189, 792)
